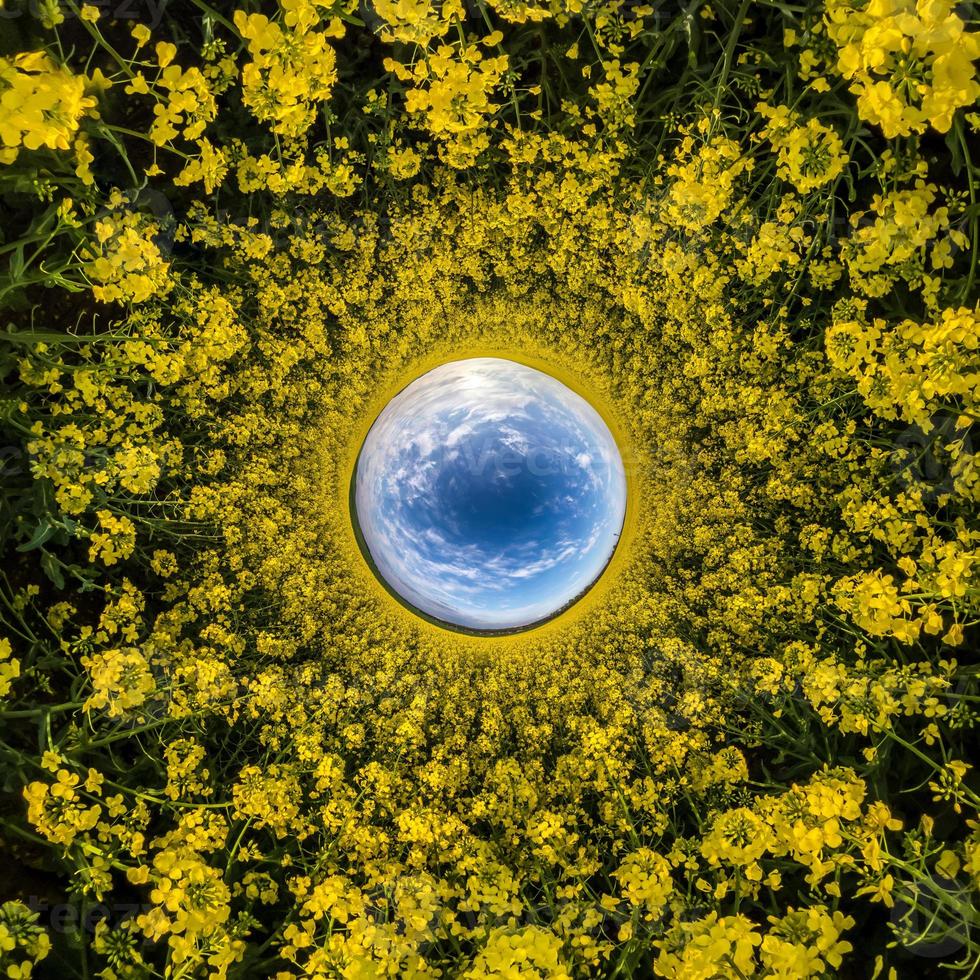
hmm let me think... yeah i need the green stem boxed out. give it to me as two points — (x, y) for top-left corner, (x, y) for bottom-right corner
(711, 0), (752, 118)
(954, 119), (977, 303)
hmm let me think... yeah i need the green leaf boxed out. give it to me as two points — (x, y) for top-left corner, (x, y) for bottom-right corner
(40, 550), (65, 590)
(945, 128), (963, 177)
(17, 518), (55, 552)
(7, 244), (25, 284)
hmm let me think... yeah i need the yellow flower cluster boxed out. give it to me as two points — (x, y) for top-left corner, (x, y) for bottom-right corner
(465, 927), (572, 978)
(825, 0), (980, 135)
(0, 51), (98, 163)
(133, 846), (242, 975)
(88, 509), (138, 566)
(124, 47), (218, 147)
(85, 208), (173, 305)
(396, 43), (509, 168)
(614, 848), (674, 918)
(234, 0), (341, 138)
(174, 138), (229, 193)
(736, 198), (809, 284)
(0, 902), (51, 980)
(374, 0), (466, 44)
(838, 180), (966, 301)
(0, 638), (20, 699)
(655, 905), (854, 978)
(591, 60), (641, 132)
(756, 103), (849, 193)
(664, 131), (752, 232)
(81, 644), (156, 715)
(827, 305), (979, 426)
(24, 769), (102, 846)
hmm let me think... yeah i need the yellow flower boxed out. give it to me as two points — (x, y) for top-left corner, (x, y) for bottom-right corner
(401, 43), (509, 168)
(87, 509), (137, 565)
(0, 637), (20, 699)
(655, 913), (762, 978)
(0, 53), (98, 153)
(131, 23), (152, 46)
(84, 208), (172, 304)
(757, 104), (849, 193)
(233, 6), (338, 138)
(464, 926), (572, 979)
(174, 138), (228, 193)
(155, 42), (177, 68)
(702, 807), (774, 866)
(614, 848), (674, 917)
(81, 645), (156, 716)
(825, 0), (980, 135)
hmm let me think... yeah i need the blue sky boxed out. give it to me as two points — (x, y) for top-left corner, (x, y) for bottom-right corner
(355, 358), (627, 630)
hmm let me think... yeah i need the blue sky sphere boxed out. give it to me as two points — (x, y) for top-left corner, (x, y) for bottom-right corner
(354, 357), (628, 631)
